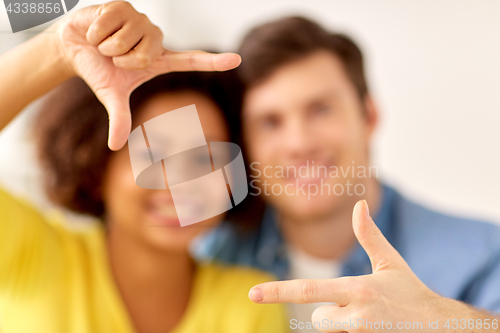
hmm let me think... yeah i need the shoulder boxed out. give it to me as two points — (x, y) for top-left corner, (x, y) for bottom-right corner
(196, 262), (278, 294)
(0, 184), (104, 293)
(391, 187), (500, 253)
(387, 186), (500, 296)
(0, 185), (42, 221)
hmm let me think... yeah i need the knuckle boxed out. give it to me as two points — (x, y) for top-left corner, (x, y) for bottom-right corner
(88, 22), (105, 43)
(114, 1), (132, 10)
(112, 38), (127, 54)
(272, 284), (282, 300)
(263, 284), (281, 302)
(189, 53), (198, 69)
(297, 280), (318, 303)
(369, 225), (383, 238)
(136, 53), (151, 68)
(131, 12), (148, 26)
(105, 1), (133, 16)
(153, 26), (163, 40)
(98, 2), (111, 12)
(139, 13), (149, 22)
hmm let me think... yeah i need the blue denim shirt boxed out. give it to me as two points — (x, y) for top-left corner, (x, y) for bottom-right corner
(192, 184), (500, 312)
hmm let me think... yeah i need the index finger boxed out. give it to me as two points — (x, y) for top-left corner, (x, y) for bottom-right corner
(248, 277), (354, 305)
(154, 50), (242, 73)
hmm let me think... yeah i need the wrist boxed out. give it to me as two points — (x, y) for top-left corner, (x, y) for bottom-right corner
(42, 21), (76, 80)
(432, 296), (497, 333)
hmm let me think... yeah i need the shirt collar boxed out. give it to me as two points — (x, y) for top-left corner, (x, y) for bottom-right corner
(342, 184), (397, 276)
(255, 208), (289, 277)
(256, 183), (398, 278)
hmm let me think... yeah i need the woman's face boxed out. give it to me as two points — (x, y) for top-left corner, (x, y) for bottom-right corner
(102, 91), (229, 252)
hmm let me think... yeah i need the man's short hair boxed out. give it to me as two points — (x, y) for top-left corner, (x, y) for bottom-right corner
(237, 16), (369, 99)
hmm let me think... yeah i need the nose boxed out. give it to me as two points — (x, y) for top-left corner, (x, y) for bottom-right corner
(281, 115), (319, 159)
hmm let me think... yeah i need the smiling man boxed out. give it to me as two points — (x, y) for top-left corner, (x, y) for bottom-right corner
(194, 16), (500, 332)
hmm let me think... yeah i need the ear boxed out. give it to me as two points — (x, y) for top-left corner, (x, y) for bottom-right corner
(363, 94), (379, 138)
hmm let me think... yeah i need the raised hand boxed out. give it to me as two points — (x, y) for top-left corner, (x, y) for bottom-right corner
(248, 201), (487, 333)
(51, 1), (241, 150)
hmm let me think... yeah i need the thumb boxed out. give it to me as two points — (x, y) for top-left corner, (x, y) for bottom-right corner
(95, 88), (131, 151)
(352, 200), (406, 272)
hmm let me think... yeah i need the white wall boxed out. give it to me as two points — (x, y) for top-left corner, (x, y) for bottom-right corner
(1, 0), (499, 223)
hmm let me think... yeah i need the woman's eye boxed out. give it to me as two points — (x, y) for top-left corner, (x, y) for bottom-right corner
(139, 150), (152, 161)
(193, 154), (212, 167)
(260, 116), (281, 131)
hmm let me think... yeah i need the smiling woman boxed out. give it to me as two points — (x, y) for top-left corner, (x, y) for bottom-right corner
(0, 2), (287, 333)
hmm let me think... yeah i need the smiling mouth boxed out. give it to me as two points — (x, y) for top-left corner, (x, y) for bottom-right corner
(155, 205), (178, 218)
(282, 159), (335, 184)
(147, 199), (207, 227)
(147, 204), (180, 226)
(290, 176), (324, 185)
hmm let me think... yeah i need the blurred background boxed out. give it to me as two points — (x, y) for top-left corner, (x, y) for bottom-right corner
(1, 0), (499, 223)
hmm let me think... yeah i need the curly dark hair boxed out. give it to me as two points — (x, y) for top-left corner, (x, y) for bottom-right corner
(33, 71), (249, 221)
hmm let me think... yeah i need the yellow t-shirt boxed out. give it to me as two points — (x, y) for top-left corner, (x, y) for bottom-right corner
(0, 187), (289, 333)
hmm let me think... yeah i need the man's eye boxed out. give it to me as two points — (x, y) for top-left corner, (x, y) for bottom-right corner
(259, 116), (281, 131)
(311, 104), (331, 116)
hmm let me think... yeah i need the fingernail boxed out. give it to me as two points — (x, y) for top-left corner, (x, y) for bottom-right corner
(249, 287), (263, 302)
(363, 200), (370, 218)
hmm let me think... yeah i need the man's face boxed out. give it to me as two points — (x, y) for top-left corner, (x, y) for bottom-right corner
(243, 50), (377, 221)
